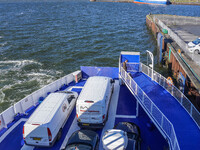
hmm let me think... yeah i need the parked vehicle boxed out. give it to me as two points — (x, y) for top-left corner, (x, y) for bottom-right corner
(76, 76), (114, 128)
(23, 91), (78, 147)
(62, 130), (99, 150)
(187, 37), (200, 54)
(102, 122), (141, 150)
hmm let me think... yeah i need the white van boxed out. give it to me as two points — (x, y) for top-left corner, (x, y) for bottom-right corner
(23, 91), (78, 147)
(76, 76), (114, 128)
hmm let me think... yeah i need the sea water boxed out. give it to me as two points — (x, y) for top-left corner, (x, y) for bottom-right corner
(0, 1), (200, 112)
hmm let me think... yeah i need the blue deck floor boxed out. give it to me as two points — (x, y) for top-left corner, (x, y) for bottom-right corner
(0, 122), (24, 150)
(116, 85), (136, 115)
(131, 72), (200, 150)
(0, 80), (168, 150)
(116, 85), (168, 150)
(3, 66), (193, 150)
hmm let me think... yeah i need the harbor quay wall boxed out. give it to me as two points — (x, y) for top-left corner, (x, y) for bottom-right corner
(171, 0), (200, 5)
(171, 2), (200, 5)
(146, 14), (200, 111)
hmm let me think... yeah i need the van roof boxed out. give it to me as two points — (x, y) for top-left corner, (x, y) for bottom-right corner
(78, 76), (111, 102)
(27, 93), (67, 124)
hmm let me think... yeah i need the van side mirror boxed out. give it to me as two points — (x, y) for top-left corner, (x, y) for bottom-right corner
(110, 79), (115, 84)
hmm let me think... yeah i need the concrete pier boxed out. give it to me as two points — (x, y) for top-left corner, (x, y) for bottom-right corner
(146, 14), (200, 111)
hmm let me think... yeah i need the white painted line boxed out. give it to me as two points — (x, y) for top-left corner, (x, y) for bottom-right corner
(115, 115), (136, 119)
(59, 117), (80, 150)
(99, 80), (120, 149)
(20, 144), (34, 150)
(0, 118), (27, 143)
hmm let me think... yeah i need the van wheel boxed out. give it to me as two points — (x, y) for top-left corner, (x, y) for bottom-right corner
(57, 129), (62, 141)
(194, 49), (199, 54)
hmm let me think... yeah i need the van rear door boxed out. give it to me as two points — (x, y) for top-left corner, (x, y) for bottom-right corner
(24, 124), (49, 146)
(77, 100), (103, 124)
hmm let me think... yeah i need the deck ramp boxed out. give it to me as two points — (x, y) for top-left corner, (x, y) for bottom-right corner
(131, 72), (200, 150)
(119, 51), (200, 150)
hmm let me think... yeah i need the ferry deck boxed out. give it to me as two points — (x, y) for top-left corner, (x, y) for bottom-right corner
(0, 52), (199, 150)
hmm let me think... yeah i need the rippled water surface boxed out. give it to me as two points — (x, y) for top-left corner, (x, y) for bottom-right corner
(0, 1), (200, 112)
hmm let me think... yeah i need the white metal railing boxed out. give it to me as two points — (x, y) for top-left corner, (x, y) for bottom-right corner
(120, 66), (180, 150)
(141, 63), (200, 129)
(0, 71), (79, 131)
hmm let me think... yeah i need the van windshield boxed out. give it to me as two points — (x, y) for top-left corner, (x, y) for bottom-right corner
(65, 144), (92, 150)
(68, 95), (75, 104)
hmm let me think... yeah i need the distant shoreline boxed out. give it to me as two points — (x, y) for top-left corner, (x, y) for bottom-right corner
(171, 2), (200, 5)
(95, 0), (200, 6)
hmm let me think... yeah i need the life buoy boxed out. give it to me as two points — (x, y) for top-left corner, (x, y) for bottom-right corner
(178, 49), (181, 54)
(167, 77), (173, 86)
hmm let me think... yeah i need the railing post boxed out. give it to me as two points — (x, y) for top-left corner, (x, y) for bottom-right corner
(142, 93), (144, 102)
(20, 102), (25, 114)
(171, 86), (174, 96)
(190, 105), (193, 116)
(146, 50), (154, 80)
(31, 94), (36, 106)
(173, 135), (176, 150)
(120, 67), (122, 77)
(159, 74), (161, 85)
(163, 79), (165, 88)
(139, 63), (142, 72)
(151, 103), (153, 113)
(152, 68), (154, 81)
(135, 84), (137, 95)
(181, 93), (183, 104)
(161, 116), (164, 127)
(149, 68), (151, 77)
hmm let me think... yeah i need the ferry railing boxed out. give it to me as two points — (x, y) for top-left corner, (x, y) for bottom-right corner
(0, 71), (78, 131)
(120, 66), (180, 150)
(141, 63), (200, 129)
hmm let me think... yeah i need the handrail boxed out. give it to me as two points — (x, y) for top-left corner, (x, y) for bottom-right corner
(141, 63), (200, 129)
(119, 66), (180, 150)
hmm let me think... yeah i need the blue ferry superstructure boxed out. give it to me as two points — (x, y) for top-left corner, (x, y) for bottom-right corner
(134, 0), (170, 5)
(0, 51), (199, 150)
